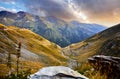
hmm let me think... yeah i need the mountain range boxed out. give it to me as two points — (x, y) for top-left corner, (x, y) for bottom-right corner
(0, 11), (106, 47)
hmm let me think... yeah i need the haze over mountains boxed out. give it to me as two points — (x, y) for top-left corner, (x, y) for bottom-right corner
(0, 11), (106, 47)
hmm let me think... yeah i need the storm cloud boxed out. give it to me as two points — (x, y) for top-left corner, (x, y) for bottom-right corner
(23, 0), (76, 20)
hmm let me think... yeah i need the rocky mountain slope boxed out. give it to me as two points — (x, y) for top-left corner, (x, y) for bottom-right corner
(62, 24), (120, 62)
(0, 11), (106, 47)
(0, 24), (68, 76)
(98, 35), (120, 57)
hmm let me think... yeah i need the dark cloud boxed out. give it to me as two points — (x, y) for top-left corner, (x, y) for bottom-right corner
(23, 0), (76, 20)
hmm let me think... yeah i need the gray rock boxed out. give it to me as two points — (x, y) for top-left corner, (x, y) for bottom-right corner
(29, 66), (89, 79)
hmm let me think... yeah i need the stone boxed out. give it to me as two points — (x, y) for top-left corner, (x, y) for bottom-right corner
(29, 66), (89, 79)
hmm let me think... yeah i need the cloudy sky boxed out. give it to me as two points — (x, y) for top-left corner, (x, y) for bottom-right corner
(0, 0), (120, 27)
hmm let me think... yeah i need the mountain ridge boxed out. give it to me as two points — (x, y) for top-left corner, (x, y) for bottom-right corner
(62, 23), (120, 62)
(0, 10), (106, 47)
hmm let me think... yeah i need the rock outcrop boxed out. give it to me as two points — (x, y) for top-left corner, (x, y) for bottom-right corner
(88, 55), (120, 79)
(29, 66), (89, 79)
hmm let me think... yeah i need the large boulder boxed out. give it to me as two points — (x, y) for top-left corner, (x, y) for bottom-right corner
(29, 66), (89, 79)
(88, 55), (120, 79)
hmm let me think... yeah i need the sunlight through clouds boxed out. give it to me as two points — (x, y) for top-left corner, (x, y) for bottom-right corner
(68, 0), (89, 23)
(0, 0), (119, 26)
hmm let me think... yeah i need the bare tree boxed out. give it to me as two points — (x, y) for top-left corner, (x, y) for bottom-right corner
(7, 52), (12, 75)
(16, 42), (21, 77)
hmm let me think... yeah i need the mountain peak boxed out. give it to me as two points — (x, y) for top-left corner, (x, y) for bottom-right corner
(17, 11), (26, 14)
(17, 11), (28, 16)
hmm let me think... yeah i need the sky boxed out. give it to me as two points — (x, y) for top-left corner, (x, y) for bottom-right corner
(0, 0), (120, 27)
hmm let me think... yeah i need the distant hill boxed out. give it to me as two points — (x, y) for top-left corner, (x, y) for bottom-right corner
(0, 11), (106, 47)
(0, 24), (68, 76)
(62, 24), (120, 62)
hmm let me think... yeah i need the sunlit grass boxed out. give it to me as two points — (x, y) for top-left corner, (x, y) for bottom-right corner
(0, 24), (68, 77)
(74, 62), (107, 79)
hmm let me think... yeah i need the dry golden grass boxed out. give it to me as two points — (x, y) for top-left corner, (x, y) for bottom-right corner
(0, 24), (68, 76)
(0, 64), (9, 76)
(19, 61), (44, 73)
(75, 62), (107, 79)
(7, 25), (67, 63)
(0, 60), (45, 76)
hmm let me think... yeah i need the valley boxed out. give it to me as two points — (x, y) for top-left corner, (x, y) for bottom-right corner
(0, 0), (120, 79)
(0, 11), (119, 79)
(0, 23), (119, 79)
(62, 24), (120, 63)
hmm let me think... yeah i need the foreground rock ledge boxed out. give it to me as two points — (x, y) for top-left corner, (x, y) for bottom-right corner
(29, 66), (89, 79)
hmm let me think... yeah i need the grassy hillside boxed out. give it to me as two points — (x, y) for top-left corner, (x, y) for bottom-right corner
(98, 35), (120, 57)
(0, 24), (68, 76)
(62, 24), (120, 63)
(62, 24), (120, 79)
